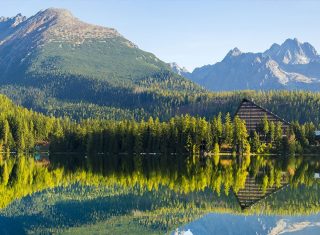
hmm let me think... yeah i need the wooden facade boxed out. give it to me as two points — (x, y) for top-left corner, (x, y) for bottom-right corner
(235, 98), (290, 135)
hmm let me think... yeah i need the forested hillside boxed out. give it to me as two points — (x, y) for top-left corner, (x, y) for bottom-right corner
(2, 85), (320, 124)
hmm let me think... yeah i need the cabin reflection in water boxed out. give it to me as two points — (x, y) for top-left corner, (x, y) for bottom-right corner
(235, 172), (289, 210)
(231, 155), (290, 210)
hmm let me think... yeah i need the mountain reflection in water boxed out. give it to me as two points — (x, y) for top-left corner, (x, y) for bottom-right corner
(0, 153), (319, 234)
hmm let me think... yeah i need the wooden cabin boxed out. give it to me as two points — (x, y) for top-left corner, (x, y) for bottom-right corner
(235, 98), (290, 135)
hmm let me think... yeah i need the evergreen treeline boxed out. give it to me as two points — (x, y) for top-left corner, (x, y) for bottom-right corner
(0, 95), (65, 152)
(51, 113), (319, 155)
(3, 85), (320, 124)
(0, 93), (319, 154)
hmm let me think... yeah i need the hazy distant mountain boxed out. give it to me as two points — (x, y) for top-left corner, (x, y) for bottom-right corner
(185, 38), (320, 91)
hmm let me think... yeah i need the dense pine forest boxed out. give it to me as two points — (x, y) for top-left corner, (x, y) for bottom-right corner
(50, 114), (319, 155)
(0, 95), (67, 152)
(2, 87), (320, 123)
(0, 93), (320, 154)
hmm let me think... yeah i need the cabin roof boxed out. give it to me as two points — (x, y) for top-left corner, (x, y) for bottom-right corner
(235, 98), (290, 125)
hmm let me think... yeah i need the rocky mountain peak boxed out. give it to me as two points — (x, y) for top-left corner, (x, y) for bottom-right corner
(36, 8), (122, 44)
(0, 8), (125, 47)
(224, 47), (242, 60)
(229, 47), (242, 57)
(169, 62), (189, 76)
(283, 37), (300, 46)
(267, 43), (281, 55)
(31, 8), (77, 26)
(11, 13), (27, 26)
(264, 38), (319, 65)
(0, 13), (27, 28)
(41, 8), (74, 18)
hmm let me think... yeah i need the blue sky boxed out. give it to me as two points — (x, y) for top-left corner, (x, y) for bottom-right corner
(1, 0), (319, 71)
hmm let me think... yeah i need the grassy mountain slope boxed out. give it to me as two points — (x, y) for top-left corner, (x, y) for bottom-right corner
(0, 8), (168, 83)
(0, 8), (201, 120)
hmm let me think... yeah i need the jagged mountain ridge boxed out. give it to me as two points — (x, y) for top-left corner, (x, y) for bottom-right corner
(185, 38), (320, 91)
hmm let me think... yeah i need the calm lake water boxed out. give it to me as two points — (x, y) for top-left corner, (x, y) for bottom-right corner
(0, 153), (320, 234)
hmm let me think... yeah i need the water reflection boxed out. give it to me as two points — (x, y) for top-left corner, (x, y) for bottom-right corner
(0, 153), (319, 234)
(176, 213), (320, 235)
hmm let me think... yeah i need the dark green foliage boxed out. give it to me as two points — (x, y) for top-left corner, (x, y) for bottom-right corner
(0, 93), (319, 155)
(0, 94), (64, 151)
(3, 85), (320, 124)
(51, 113), (319, 155)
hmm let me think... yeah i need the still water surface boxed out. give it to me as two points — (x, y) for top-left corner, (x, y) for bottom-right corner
(0, 153), (319, 234)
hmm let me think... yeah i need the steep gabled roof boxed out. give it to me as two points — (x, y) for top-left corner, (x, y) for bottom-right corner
(234, 98), (290, 126)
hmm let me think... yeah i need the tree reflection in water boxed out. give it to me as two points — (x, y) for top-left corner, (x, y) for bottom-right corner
(0, 153), (320, 234)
